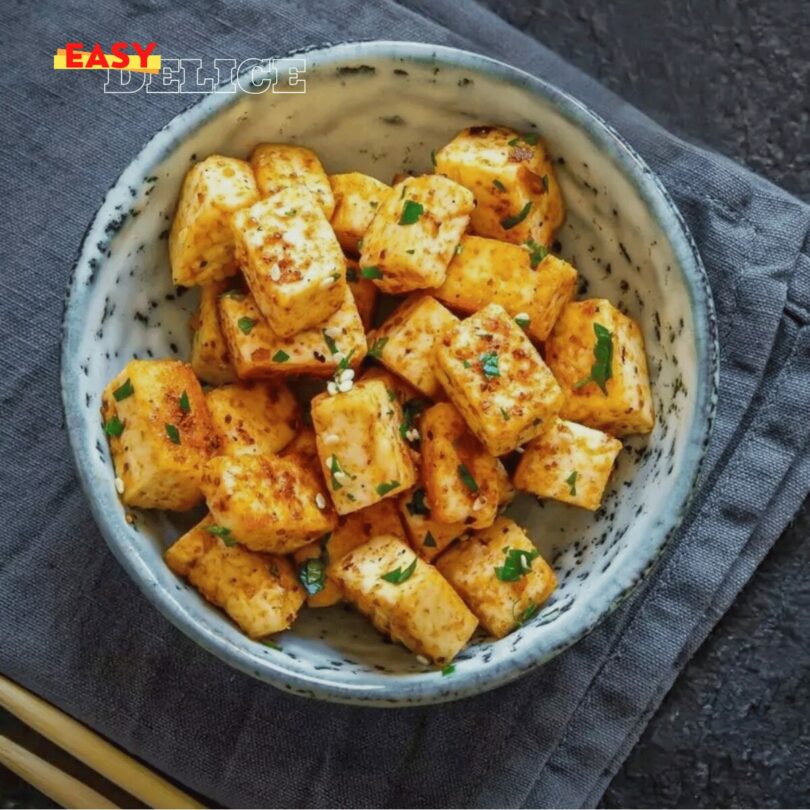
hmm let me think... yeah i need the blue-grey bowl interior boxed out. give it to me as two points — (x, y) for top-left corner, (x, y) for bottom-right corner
(61, 41), (718, 706)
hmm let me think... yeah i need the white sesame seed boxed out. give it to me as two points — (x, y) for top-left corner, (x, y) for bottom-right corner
(269, 265), (281, 281)
(520, 554), (531, 571)
(338, 379), (354, 393)
(416, 655), (429, 665)
(515, 446), (525, 454)
(114, 477), (125, 494)
(472, 496), (487, 512)
(315, 493), (326, 510)
(405, 428), (420, 442)
(324, 433), (340, 445)
(333, 469), (348, 482)
(326, 381), (338, 396)
(340, 368), (355, 381)
(324, 326), (341, 339)
(320, 275), (336, 288)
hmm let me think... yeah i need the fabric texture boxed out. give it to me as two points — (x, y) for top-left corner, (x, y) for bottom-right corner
(2, 1), (808, 807)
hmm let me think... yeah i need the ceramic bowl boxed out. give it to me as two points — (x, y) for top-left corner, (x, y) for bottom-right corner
(62, 41), (717, 706)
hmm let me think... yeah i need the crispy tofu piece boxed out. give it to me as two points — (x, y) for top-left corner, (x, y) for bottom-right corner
(169, 156), (259, 286)
(250, 143), (335, 218)
(310, 379), (417, 515)
(545, 299), (655, 436)
(360, 366), (429, 453)
(359, 175), (475, 294)
(433, 236), (577, 342)
(514, 417), (622, 510)
(434, 126), (564, 246)
(367, 295), (459, 398)
(201, 453), (337, 554)
(165, 515), (305, 638)
(329, 172), (391, 254)
(346, 259), (378, 331)
(232, 187), (347, 337)
(293, 500), (407, 608)
(189, 281), (237, 385)
(437, 517), (556, 638)
(205, 381), (299, 457)
(435, 303), (564, 456)
(219, 288), (367, 379)
(397, 487), (466, 562)
(101, 359), (216, 510)
(420, 403), (501, 529)
(335, 535), (478, 664)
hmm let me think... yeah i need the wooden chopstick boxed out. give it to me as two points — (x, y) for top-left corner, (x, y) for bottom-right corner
(0, 735), (118, 809)
(0, 675), (205, 809)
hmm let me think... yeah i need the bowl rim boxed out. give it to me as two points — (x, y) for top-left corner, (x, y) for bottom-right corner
(61, 39), (719, 707)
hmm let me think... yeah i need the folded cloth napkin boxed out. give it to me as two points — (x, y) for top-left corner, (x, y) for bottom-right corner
(1, 1), (808, 807)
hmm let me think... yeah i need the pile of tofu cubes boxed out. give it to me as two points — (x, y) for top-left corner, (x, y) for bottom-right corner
(101, 126), (654, 668)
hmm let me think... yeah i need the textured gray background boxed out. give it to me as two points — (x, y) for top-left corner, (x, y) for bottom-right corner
(2, 0), (808, 807)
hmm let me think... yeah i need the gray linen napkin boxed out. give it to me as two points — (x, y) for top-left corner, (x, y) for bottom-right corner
(1, 1), (808, 807)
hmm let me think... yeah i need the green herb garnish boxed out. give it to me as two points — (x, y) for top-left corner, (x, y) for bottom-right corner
(399, 199), (424, 225)
(574, 323), (613, 394)
(525, 239), (548, 269)
(237, 317), (256, 335)
(424, 531), (437, 548)
(480, 352), (500, 378)
(112, 379), (134, 401)
(507, 132), (540, 146)
(368, 336), (389, 359)
(515, 601), (539, 626)
(179, 390), (191, 413)
(272, 349), (290, 363)
(346, 266), (359, 282)
(284, 208), (297, 217)
(104, 415), (124, 437)
(493, 179), (506, 192)
(565, 470), (578, 496)
(500, 201), (532, 230)
(406, 488), (430, 517)
(165, 423), (180, 444)
(399, 398), (426, 442)
(322, 329), (339, 355)
(441, 663), (455, 676)
(376, 480), (401, 497)
(298, 557), (327, 596)
(500, 407), (511, 421)
(207, 524), (237, 546)
(494, 547), (539, 581)
(329, 455), (345, 491)
(261, 639), (282, 651)
(381, 556), (417, 584)
(515, 314), (531, 329)
(458, 463), (479, 494)
(361, 266), (383, 280)
(430, 148), (437, 167)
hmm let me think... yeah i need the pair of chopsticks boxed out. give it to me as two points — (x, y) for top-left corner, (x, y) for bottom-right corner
(0, 675), (204, 808)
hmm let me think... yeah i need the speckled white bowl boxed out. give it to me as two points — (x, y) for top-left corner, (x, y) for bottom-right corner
(61, 41), (717, 706)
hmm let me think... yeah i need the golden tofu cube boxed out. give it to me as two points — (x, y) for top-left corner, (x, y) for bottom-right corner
(165, 515), (305, 638)
(434, 236), (577, 342)
(334, 535), (478, 664)
(434, 126), (564, 246)
(189, 281), (237, 385)
(201, 453), (336, 554)
(293, 500), (406, 608)
(514, 417), (622, 510)
(367, 295), (459, 398)
(545, 299), (655, 436)
(280, 427), (319, 466)
(437, 517), (557, 638)
(169, 156), (259, 286)
(329, 172), (391, 254)
(205, 381), (300, 457)
(310, 379), (417, 515)
(397, 488), (466, 562)
(232, 187), (347, 337)
(435, 303), (564, 456)
(250, 143), (335, 218)
(359, 175), (475, 294)
(101, 359), (216, 511)
(420, 403), (501, 529)
(360, 366), (422, 406)
(346, 259), (379, 331)
(219, 287), (367, 379)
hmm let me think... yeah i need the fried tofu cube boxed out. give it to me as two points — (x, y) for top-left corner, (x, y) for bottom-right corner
(205, 381), (299, 457)
(359, 175), (475, 294)
(329, 172), (391, 254)
(250, 143), (335, 218)
(434, 126), (564, 246)
(360, 366), (429, 453)
(280, 427), (319, 466)
(231, 187), (347, 337)
(437, 517), (557, 638)
(165, 515), (305, 638)
(514, 417), (622, 510)
(219, 288), (367, 379)
(189, 281), (237, 385)
(346, 260), (378, 331)
(397, 487), (466, 562)
(201, 453), (336, 554)
(335, 535), (478, 664)
(310, 379), (417, 515)
(169, 156), (259, 286)
(435, 303), (564, 456)
(545, 299), (655, 436)
(293, 500), (406, 608)
(101, 359), (216, 510)
(420, 403), (500, 529)
(433, 236), (577, 342)
(367, 295), (459, 398)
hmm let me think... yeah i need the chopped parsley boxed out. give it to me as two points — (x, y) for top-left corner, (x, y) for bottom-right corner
(500, 407), (511, 421)
(237, 316), (256, 335)
(112, 378), (134, 401)
(399, 398), (426, 442)
(406, 488), (430, 517)
(454, 243), (464, 256)
(565, 470), (578, 496)
(574, 323), (613, 394)
(525, 239), (548, 269)
(515, 313), (531, 329)
(441, 663), (455, 676)
(329, 455), (345, 491)
(480, 352), (501, 378)
(430, 148), (437, 167)
(500, 201), (532, 230)
(399, 199), (424, 225)
(272, 349), (290, 363)
(361, 266), (383, 280)
(336, 349), (355, 372)
(507, 131), (540, 146)
(493, 179), (506, 192)
(462, 359), (472, 369)
(423, 531), (437, 548)
(104, 415), (124, 437)
(165, 423), (180, 444)
(381, 556), (417, 584)
(541, 174), (549, 192)
(406, 248), (415, 255)
(386, 387), (397, 402)
(207, 524), (237, 546)
(368, 336), (389, 359)
(494, 547), (539, 581)
(457, 463), (479, 494)
(284, 208), (297, 216)
(376, 480), (401, 496)
(298, 556), (327, 596)
(515, 601), (539, 626)
(261, 639), (282, 651)
(179, 390), (191, 413)
(322, 329), (339, 355)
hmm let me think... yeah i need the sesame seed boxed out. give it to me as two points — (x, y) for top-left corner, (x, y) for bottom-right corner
(333, 469), (348, 482)
(324, 433), (340, 445)
(521, 556), (531, 570)
(315, 493), (326, 509)
(472, 496), (487, 511)
(416, 655), (429, 665)
(114, 477), (125, 494)
(320, 275), (336, 288)
(405, 428), (420, 442)
(515, 446), (525, 454)
(326, 381), (338, 396)
(324, 326), (341, 339)
(340, 368), (355, 382)
(269, 265), (281, 281)
(338, 379), (354, 393)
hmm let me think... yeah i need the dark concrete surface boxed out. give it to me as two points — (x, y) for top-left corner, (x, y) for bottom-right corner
(2, 1), (808, 807)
